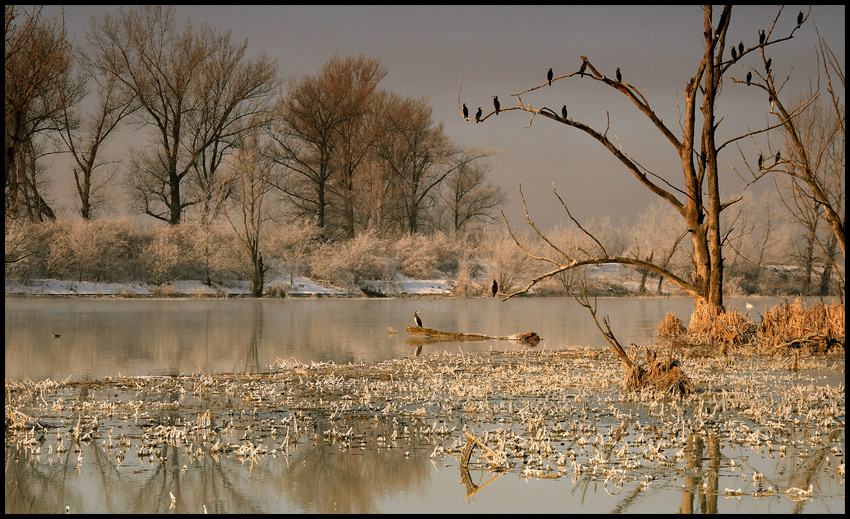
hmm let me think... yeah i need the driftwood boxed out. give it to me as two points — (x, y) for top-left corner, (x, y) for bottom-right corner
(406, 327), (540, 345)
(574, 282), (694, 395)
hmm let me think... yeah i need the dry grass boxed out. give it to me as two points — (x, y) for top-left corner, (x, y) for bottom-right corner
(653, 311), (687, 338)
(759, 298), (845, 354)
(686, 302), (757, 347)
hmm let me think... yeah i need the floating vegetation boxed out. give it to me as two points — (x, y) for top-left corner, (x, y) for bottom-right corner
(5, 346), (845, 513)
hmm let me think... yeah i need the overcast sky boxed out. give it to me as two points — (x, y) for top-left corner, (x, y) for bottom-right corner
(45, 5), (845, 230)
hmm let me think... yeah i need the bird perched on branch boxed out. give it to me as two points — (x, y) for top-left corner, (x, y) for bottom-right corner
(462, 103), (468, 119)
(746, 71), (752, 86)
(547, 67), (553, 86)
(738, 41), (744, 55)
(759, 29), (766, 45)
(765, 57), (772, 74)
(414, 311), (423, 328)
(493, 96), (500, 114)
(561, 105), (568, 121)
(757, 153), (763, 170)
(775, 150), (781, 163)
(731, 46), (737, 61)
(797, 10), (804, 28)
(475, 107), (482, 123)
(615, 67), (622, 83)
(492, 280), (498, 297)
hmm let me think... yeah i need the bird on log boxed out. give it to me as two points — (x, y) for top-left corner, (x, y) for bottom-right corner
(414, 310), (423, 328)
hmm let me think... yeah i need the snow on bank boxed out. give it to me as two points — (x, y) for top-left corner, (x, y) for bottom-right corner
(5, 275), (455, 298)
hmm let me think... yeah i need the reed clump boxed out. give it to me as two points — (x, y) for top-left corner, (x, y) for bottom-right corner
(759, 298), (844, 354)
(685, 302), (757, 347)
(653, 311), (687, 338)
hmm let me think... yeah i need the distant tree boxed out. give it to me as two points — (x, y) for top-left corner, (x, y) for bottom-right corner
(267, 54), (387, 239)
(267, 216), (320, 285)
(470, 6), (813, 313)
(439, 160), (505, 234)
(5, 5), (76, 221)
(629, 200), (688, 294)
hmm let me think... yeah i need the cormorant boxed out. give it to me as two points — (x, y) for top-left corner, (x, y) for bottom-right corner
(730, 46), (737, 61)
(775, 150), (781, 162)
(493, 96), (500, 114)
(797, 10), (804, 27)
(547, 67), (553, 86)
(52, 333), (61, 339)
(492, 279), (498, 297)
(561, 105), (568, 120)
(757, 153), (763, 169)
(414, 311), (423, 328)
(738, 41), (744, 55)
(746, 71), (752, 86)
(463, 103), (468, 119)
(765, 57), (772, 73)
(475, 107), (482, 123)
(759, 30), (765, 45)
(579, 60), (587, 78)
(615, 67), (622, 83)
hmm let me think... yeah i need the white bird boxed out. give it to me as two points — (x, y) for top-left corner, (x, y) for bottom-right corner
(745, 302), (754, 310)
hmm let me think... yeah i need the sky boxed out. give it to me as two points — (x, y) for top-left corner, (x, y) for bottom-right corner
(42, 5), (845, 231)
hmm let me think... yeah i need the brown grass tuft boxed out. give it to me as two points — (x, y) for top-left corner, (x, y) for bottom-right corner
(759, 298), (845, 354)
(654, 311), (687, 338)
(686, 301), (757, 346)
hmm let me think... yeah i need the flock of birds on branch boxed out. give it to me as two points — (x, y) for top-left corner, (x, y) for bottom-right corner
(460, 10), (805, 173)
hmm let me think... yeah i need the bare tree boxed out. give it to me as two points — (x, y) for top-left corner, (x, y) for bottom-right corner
(57, 49), (135, 219)
(267, 54), (387, 239)
(468, 6), (811, 313)
(439, 160), (505, 234)
(223, 131), (279, 297)
(5, 5), (76, 221)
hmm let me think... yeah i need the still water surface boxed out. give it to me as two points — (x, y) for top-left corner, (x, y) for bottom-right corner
(4, 296), (787, 381)
(5, 296), (842, 514)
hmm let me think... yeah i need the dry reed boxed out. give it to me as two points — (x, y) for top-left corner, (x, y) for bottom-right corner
(653, 311), (687, 338)
(686, 302), (757, 347)
(759, 298), (845, 354)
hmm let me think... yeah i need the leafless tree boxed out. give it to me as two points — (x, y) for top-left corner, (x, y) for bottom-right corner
(439, 160), (505, 234)
(267, 54), (387, 239)
(223, 131), (279, 297)
(467, 6), (812, 313)
(5, 5), (76, 221)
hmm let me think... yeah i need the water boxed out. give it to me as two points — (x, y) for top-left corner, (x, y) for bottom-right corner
(3, 296), (791, 381)
(5, 295), (843, 514)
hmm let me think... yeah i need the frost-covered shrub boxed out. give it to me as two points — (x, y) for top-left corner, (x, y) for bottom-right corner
(267, 217), (321, 284)
(310, 230), (394, 289)
(391, 231), (465, 278)
(141, 225), (182, 285)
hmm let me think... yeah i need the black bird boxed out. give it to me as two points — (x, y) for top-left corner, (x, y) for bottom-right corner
(413, 311), (423, 328)
(615, 67), (622, 83)
(775, 150), (781, 162)
(746, 71), (752, 86)
(52, 333), (61, 339)
(797, 10), (804, 28)
(463, 103), (468, 119)
(493, 96), (500, 114)
(757, 153), (763, 169)
(475, 107), (482, 123)
(738, 41), (744, 55)
(759, 30), (765, 45)
(491, 279), (498, 297)
(579, 60), (587, 78)
(561, 105), (568, 120)
(731, 46), (737, 61)
(547, 67), (553, 86)
(765, 57), (772, 73)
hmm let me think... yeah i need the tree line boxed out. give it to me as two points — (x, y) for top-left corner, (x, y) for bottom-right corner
(5, 6), (503, 237)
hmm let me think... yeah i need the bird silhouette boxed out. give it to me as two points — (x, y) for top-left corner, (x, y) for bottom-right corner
(462, 103), (468, 119)
(547, 67), (553, 86)
(765, 57), (772, 73)
(746, 71), (752, 86)
(493, 96), (500, 114)
(615, 67), (622, 83)
(738, 41), (744, 55)
(561, 105), (568, 120)
(759, 30), (765, 45)
(797, 10), (804, 27)
(492, 279), (498, 297)
(731, 46), (737, 61)
(579, 60), (587, 78)
(775, 150), (781, 162)
(414, 311), (423, 328)
(475, 107), (482, 123)
(52, 333), (61, 339)
(757, 153), (763, 169)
